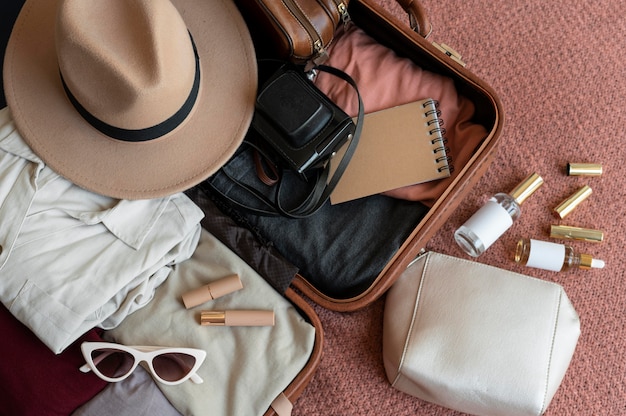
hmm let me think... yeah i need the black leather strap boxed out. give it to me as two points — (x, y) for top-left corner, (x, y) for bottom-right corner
(206, 64), (364, 218)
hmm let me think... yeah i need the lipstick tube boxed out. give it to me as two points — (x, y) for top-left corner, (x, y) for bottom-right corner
(553, 185), (592, 219)
(567, 163), (602, 176)
(181, 274), (243, 309)
(550, 224), (604, 243)
(200, 310), (275, 327)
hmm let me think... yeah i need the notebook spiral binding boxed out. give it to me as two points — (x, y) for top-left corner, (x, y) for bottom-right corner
(423, 99), (454, 173)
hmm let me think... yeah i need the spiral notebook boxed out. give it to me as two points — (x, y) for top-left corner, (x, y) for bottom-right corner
(329, 98), (452, 204)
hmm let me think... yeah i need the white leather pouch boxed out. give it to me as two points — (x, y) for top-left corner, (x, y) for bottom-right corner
(383, 251), (580, 416)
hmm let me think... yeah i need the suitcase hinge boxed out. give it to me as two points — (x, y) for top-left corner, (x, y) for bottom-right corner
(432, 42), (466, 67)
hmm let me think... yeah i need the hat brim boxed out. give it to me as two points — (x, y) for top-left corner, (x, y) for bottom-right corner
(3, 0), (257, 200)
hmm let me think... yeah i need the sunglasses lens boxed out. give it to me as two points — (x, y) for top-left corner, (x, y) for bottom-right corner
(91, 348), (134, 379)
(152, 352), (197, 382)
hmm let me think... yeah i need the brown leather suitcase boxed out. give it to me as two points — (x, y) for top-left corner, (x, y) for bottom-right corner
(193, 0), (504, 413)
(292, 0), (503, 311)
(219, 0), (502, 310)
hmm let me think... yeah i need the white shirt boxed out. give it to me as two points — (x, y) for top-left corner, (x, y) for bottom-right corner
(0, 107), (203, 353)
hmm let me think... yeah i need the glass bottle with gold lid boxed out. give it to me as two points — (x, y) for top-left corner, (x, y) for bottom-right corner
(454, 172), (544, 257)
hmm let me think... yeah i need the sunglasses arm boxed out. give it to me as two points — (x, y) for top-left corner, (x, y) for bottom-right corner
(190, 372), (204, 384)
(79, 350), (115, 373)
(79, 363), (92, 373)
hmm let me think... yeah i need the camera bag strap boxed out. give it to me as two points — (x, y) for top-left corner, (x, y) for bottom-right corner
(205, 64), (363, 219)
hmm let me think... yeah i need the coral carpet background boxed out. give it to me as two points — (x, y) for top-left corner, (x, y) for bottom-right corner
(293, 0), (626, 415)
(1, 0), (624, 415)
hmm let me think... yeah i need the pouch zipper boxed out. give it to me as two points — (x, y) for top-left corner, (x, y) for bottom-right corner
(408, 249), (428, 268)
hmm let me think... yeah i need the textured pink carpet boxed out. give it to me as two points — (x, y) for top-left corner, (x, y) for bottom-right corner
(293, 0), (626, 415)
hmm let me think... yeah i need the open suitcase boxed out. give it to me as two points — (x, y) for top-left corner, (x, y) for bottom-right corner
(187, 0), (504, 413)
(0, 0), (502, 415)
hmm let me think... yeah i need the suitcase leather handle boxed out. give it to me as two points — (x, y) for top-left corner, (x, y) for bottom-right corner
(394, 0), (432, 38)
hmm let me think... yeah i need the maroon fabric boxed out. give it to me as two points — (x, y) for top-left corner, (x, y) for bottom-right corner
(0, 304), (107, 416)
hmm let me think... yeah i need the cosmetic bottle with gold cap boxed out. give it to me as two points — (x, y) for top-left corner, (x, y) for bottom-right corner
(454, 172), (544, 257)
(515, 238), (605, 271)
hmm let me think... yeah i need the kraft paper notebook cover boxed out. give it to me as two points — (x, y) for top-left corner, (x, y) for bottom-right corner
(329, 98), (452, 204)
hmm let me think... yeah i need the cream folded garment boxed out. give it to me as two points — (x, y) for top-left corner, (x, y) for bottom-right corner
(106, 228), (316, 416)
(0, 107), (203, 354)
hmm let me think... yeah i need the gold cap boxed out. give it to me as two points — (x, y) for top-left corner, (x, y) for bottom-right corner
(200, 311), (226, 326)
(550, 224), (604, 242)
(567, 163), (602, 176)
(509, 172), (544, 204)
(577, 254), (605, 269)
(200, 310), (275, 326)
(554, 185), (592, 218)
(578, 254), (594, 269)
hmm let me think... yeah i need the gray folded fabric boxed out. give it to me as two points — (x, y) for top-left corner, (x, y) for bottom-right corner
(72, 366), (182, 416)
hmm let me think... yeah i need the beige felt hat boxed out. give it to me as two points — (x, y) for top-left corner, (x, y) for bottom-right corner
(3, 0), (257, 199)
